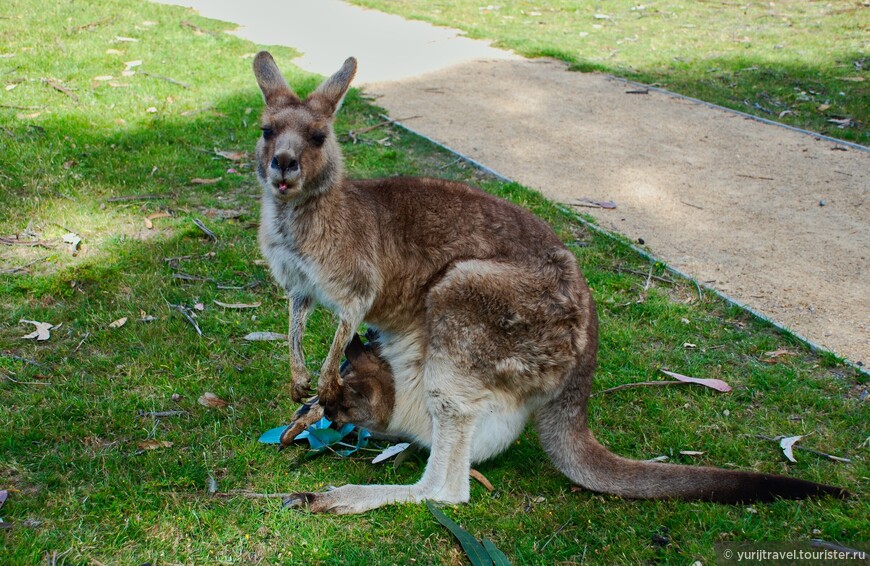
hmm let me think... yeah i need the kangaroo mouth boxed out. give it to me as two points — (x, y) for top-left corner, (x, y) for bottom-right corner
(273, 179), (300, 196)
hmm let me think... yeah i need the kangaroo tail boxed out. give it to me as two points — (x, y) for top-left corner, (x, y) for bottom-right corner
(536, 370), (848, 503)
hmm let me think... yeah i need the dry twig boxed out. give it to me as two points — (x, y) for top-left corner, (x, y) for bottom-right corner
(593, 380), (687, 396)
(140, 71), (190, 89)
(42, 79), (79, 102)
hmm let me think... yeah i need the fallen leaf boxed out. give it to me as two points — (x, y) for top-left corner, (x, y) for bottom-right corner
(372, 442), (410, 464)
(469, 469), (494, 492)
(780, 435), (803, 463)
(243, 332), (288, 341)
(62, 233), (81, 254)
(818, 104), (831, 112)
(645, 455), (669, 462)
(683, 342), (697, 349)
(679, 450), (705, 456)
(136, 439), (173, 450)
(258, 425), (290, 444)
(763, 348), (795, 363)
(20, 319), (55, 341)
(660, 369), (732, 392)
(190, 177), (222, 185)
(827, 118), (853, 128)
(139, 313), (158, 322)
(215, 149), (246, 161)
(193, 302), (204, 311)
(108, 317), (128, 329)
(93, 75), (114, 81)
(198, 392), (230, 408)
(202, 208), (244, 219)
(574, 198), (617, 209)
(145, 211), (170, 228)
(214, 300), (261, 309)
(426, 501), (493, 566)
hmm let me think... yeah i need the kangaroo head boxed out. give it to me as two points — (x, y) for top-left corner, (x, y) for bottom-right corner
(325, 333), (395, 432)
(253, 52), (357, 201)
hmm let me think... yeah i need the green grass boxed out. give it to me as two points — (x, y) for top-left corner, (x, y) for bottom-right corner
(350, 0), (869, 145)
(0, 1), (867, 564)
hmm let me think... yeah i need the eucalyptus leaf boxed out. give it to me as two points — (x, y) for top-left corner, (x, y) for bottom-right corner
(426, 501), (493, 566)
(307, 427), (343, 449)
(482, 539), (512, 566)
(258, 425), (289, 444)
(372, 442), (410, 464)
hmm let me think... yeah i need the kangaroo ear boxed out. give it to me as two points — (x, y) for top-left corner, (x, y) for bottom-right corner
(253, 51), (300, 106)
(311, 57), (357, 116)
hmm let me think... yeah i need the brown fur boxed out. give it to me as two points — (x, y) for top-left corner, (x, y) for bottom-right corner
(253, 52), (847, 514)
(326, 332), (396, 432)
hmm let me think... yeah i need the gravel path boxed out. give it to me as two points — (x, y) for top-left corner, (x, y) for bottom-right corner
(156, 0), (869, 367)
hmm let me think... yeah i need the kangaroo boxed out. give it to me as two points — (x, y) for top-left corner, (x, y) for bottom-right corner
(253, 52), (847, 514)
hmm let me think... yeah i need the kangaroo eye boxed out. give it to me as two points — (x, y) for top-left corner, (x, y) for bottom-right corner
(310, 131), (326, 147)
(261, 126), (274, 140)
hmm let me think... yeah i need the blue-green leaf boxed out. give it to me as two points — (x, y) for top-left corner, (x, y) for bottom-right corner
(336, 428), (372, 457)
(426, 501), (493, 566)
(258, 425), (289, 444)
(307, 427), (343, 449)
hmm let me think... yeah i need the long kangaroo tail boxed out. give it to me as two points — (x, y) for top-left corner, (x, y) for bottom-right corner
(535, 369), (848, 503)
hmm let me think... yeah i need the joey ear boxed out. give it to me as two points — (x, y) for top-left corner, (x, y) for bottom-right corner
(364, 328), (382, 357)
(311, 57), (357, 116)
(344, 333), (368, 365)
(253, 51), (300, 106)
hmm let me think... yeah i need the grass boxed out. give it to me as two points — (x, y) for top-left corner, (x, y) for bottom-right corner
(0, 0), (867, 564)
(349, 0), (869, 145)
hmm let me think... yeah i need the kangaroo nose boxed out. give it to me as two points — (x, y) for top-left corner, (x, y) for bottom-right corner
(271, 152), (299, 174)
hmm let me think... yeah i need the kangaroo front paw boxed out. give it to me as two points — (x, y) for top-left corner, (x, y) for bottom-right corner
(290, 379), (313, 403)
(316, 373), (343, 407)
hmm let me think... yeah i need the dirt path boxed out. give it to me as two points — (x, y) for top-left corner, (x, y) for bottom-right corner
(156, 0), (869, 367)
